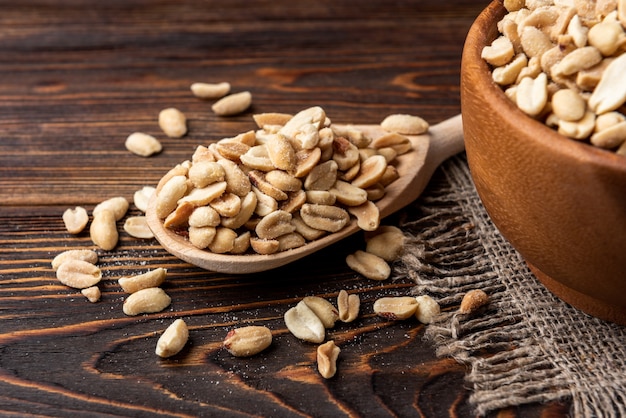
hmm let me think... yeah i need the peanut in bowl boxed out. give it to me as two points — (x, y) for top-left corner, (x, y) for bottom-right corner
(460, 0), (626, 324)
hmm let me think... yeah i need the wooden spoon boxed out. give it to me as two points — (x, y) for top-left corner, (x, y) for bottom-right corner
(146, 114), (464, 274)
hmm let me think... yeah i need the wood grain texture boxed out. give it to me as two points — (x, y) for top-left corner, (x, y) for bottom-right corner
(0, 0), (570, 416)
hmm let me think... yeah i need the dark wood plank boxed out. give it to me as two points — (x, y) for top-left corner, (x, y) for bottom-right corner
(0, 0), (571, 416)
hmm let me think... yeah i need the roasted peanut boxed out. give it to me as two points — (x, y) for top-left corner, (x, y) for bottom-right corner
(159, 107), (187, 138)
(123, 287), (171, 316)
(118, 268), (167, 293)
(373, 296), (419, 320)
(51, 249), (98, 271)
(56, 259), (102, 289)
(284, 300), (326, 343)
(459, 289), (489, 314)
(125, 132), (162, 157)
(317, 340), (340, 379)
(223, 325), (272, 357)
(62, 206), (89, 234)
(345, 250), (390, 281)
(156, 318), (189, 358)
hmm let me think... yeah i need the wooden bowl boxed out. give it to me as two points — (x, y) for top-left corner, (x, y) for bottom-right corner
(460, 0), (626, 324)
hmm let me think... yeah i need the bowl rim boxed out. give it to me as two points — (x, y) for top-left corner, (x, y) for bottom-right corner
(467, 0), (626, 173)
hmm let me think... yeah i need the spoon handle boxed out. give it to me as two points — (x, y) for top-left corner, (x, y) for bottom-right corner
(425, 113), (464, 170)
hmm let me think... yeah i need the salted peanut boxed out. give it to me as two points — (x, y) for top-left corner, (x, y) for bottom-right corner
(133, 186), (156, 213)
(123, 216), (154, 239)
(125, 132), (162, 157)
(551, 6), (577, 40)
(156, 319), (189, 358)
(414, 295), (441, 324)
(250, 237), (280, 254)
(517, 56), (542, 83)
(365, 183), (386, 201)
(189, 226), (217, 249)
(284, 300), (326, 343)
(553, 46), (603, 77)
(90, 210), (118, 251)
(178, 182), (227, 207)
(276, 232), (306, 251)
(156, 175), (189, 219)
(212, 91), (252, 116)
(381, 114), (429, 135)
(347, 201), (380, 231)
(293, 147), (322, 178)
(351, 155), (388, 189)
(279, 106), (326, 147)
(305, 190), (336, 205)
(358, 148), (378, 162)
(158, 107), (187, 138)
(346, 250), (390, 281)
(459, 289), (489, 314)
(520, 26), (553, 58)
(93, 196), (129, 221)
(62, 206), (89, 234)
(493, 53), (528, 86)
(300, 203), (349, 233)
(209, 192), (241, 218)
(156, 162), (190, 193)
(56, 259), (102, 289)
(620, 0), (626, 27)
(373, 296), (418, 320)
(253, 112), (292, 128)
(591, 121), (626, 149)
(190, 81), (230, 99)
(370, 132), (412, 155)
(81, 286), (101, 303)
(240, 145), (275, 171)
(51, 249), (98, 271)
(588, 14), (626, 56)
(252, 186), (279, 216)
(337, 290), (360, 323)
(302, 296), (339, 329)
(516, 72), (548, 117)
(292, 213), (326, 241)
(187, 161), (225, 189)
(123, 287), (171, 316)
(231, 231), (251, 254)
(208, 227), (237, 253)
(279, 189), (307, 213)
(365, 225), (405, 261)
(317, 340), (340, 379)
(118, 268), (167, 293)
(332, 125), (370, 148)
(304, 160), (338, 191)
(255, 210), (295, 240)
(551, 88), (586, 122)
(248, 170), (288, 201)
(504, 0), (524, 12)
(265, 170), (302, 192)
(576, 58), (613, 91)
(223, 325), (272, 357)
(520, 6), (558, 32)
(588, 53), (626, 114)
(566, 14), (588, 48)
(191, 145), (215, 163)
(217, 158), (252, 197)
(339, 158), (360, 182)
(330, 180), (368, 206)
(540, 46), (566, 77)
(214, 141), (250, 162)
(558, 110), (596, 139)
(163, 201), (195, 228)
(221, 191), (256, 229)
(188, 205), (221, 228)
(265, 134), (296, 172)
(379, 165), (400, 187)
(481, 35), (515, 66)
(332, 136), (360, 171)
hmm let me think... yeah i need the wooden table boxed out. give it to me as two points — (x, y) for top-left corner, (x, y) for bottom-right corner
(0, 1), (569, 416)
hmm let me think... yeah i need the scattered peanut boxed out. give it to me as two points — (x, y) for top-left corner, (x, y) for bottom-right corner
(380, 114), (429, 135)
(158, 107), (187, 138)
(56, 259), (103, 289)
(414, 295), (441, 324)
(459, 289), (490, 314)
(302, 296), (339, 329)
(190, 81), (231, 99)
(81, 286), (101, 303)
(373, 296), (419, 320)
(317, 340), (340, 379)
(93, 196), (129, 221)
(62, 206), (89, 234)
(284, 300), (326, 343)
(90, 209), (119, 251)
(364, 225), (406, 261)
(337, 290), (360, 323)
(125, 132), (162, 157)
(156, 319), (189, 358)
(133, 186), (156, 213)
(123, 216), (154, 239)
(122, 287), (171, 316)
(51, 249), (98, 271)
(223, 325), (273, 357)
(212, 91), (252, 116)
(118, 268), (167, 293)
(345, 250), (391, 281)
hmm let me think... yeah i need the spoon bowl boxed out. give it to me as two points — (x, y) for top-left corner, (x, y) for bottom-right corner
(146, 114), (464, 274)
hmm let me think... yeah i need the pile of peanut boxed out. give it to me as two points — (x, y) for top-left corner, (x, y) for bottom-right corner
(483, 0), (626, 155)
(154, 106), (417, 255)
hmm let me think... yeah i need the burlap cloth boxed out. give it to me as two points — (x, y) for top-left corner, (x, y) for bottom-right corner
(394, 155), (626, 417)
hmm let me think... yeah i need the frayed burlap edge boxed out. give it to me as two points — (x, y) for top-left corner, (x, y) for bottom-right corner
(394, 155), (626, 417)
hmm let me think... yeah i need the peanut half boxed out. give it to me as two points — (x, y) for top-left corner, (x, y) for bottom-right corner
(122, 287), (171, 316)
(223, 325), (273, 357)
(156, 319), (189, 358)
(62, 206), (89, 234)
(317, 340), (341, 379)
